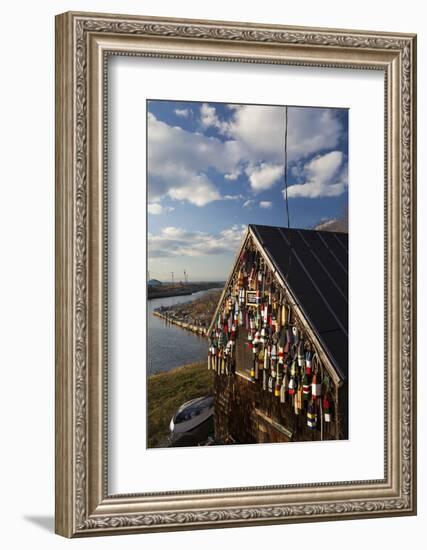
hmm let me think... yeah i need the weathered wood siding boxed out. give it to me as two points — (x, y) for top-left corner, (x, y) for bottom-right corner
(214, 329), (339, 444)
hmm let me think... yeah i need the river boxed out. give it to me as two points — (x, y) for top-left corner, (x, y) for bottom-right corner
(148, 289), (218, 375)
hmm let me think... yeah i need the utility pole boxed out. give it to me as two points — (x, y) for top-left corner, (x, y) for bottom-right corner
(184, 269), (187, 284)
(171, 272), (174, 285)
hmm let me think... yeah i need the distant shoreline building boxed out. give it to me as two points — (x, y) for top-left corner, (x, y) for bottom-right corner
(147, 279), (162, 287)
(208, 224), (348, 444)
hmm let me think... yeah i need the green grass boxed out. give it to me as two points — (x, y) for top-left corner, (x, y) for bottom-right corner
(147, 361), (214, 448)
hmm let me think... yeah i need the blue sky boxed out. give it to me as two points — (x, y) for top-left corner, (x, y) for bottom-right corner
(147, 100), (348, 282)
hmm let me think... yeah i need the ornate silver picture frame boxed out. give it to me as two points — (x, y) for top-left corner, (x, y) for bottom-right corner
(55, 11), (417, 537)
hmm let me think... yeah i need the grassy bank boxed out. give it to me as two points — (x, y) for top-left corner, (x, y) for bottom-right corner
(147, 361), (214, 448)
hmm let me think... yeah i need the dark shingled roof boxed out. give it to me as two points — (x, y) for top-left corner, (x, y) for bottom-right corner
(250, 224), (348, 382)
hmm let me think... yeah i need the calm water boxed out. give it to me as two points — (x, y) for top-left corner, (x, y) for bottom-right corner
(147, 289), (218, 375)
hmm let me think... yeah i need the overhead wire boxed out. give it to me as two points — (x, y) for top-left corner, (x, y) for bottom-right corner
(283, 105), (290, 229)
(283, 105), (293, 284)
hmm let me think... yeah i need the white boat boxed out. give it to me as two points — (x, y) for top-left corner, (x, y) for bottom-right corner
(169, 396), (214, 435)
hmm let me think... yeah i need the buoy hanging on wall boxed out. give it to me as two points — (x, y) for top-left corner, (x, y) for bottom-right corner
(206, 241), (339, 439)
(307, 400), (317, 429)
(323, 394), (332, 423)
(311, 372), (321, 399)
(302, 372), (310, 400)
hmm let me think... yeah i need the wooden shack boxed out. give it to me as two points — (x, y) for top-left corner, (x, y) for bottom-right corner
(207, 224), (348, 444)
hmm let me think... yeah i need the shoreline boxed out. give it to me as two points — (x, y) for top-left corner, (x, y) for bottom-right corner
(148, 361), (207, 379)
(148, 282), (224, 301)
(148, 289), (196, 300)
(153, 311), (208, 337)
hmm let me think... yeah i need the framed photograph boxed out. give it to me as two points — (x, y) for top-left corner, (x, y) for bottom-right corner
(55, 11), (417, 537)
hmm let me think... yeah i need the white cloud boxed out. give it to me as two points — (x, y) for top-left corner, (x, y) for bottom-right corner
(224, 170), (241, 181)
(174, 108), (191, 118)
(200, 104), (344, 163)
(223, 194), (244, 201)
(148, 113), (241, 206)
(147, 203), (175, 215)
(259, 201), (273, 209)
(148, 105), (346, 209)
(148, 224), (247, 258)
(245, 163), (284, 192)
(200, 103), (228, 132)
(286, 151), (348, 199)
(162, 226), (185, 237)
(168, 177), (221, 207)
(224, 105), (286, 160)
(287, 108), (344, 161)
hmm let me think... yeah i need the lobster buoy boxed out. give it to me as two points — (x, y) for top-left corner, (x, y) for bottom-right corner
(305, 351), (312, 374)
(323, 394), (332, 422)
(250, 359), (256, 382)
(268, 375), (273, 393)
(271, 344), (277, 361)
(311, 372), (322, 399)
(260, 324), (267, 344)
(263, 368), (267, 391)
(274, 379), (281, 398)
(210, 344), (217, 372)
(292, 326), (299, 344)
(288, 376), (296, 395)
(290, 359), (297, 377)
(239, 288), (245, 304)
(226, 340), (235, 360)
(280, 373), (288, 403)
(238, 310), (244, 326)
(258, 349), (265, 370)
(295, 385), (302, 414)
(237, 270), (244, 288)
(281, 304), (287, 326)
(271, 311), (277, 331)
(220, 353), (225, 374)
(253, 331), (260, 354)
(307, 400), (317, 429)
(262, 305), (268, 324)
(302, 372), (310, 399)
(270, 361), (276, 379)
